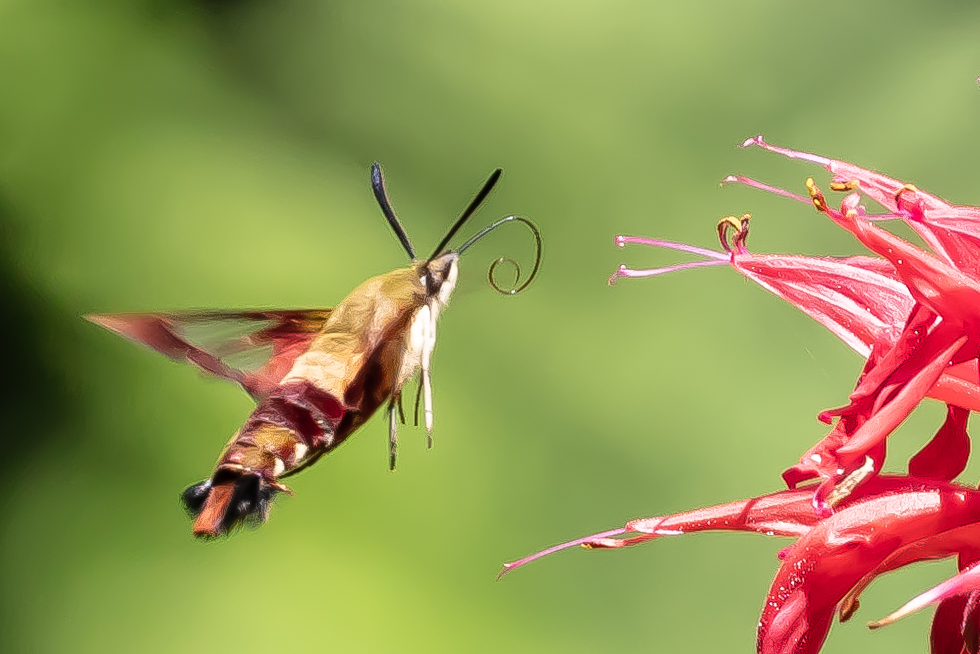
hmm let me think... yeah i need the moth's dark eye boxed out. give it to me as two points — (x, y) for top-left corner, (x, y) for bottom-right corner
(425, 273), (437, 296)
(424, 266), (448, 296)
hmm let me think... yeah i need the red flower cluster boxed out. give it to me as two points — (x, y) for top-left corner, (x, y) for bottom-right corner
(502, 139), (980, 654)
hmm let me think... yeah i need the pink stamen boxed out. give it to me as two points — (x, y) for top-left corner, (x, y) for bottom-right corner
(724, 173), (903, 223)
(614, 235), (728, 261)
(869, 561), (980, 629)
(740, 135), (832, 166)
(722, 175), (811, 205)
(497, 527), (628, 579)
(609, 235), (729, 285)
(609, 260), (729, 285)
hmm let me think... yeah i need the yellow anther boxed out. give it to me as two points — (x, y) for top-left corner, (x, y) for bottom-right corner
(716, 215), (749, 252)
(830, 180), (857, 192)
(894, 183), (919, 202)
(717, 215), (741, 246)
(839, 596), (861, 623)
(717, 215), (742, 232)
(806, 177), (828, 213)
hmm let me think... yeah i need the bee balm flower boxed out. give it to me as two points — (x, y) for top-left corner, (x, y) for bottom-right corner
(501, 475), (980, 654)
(613, 142), (980, 511)
(507, 140), (980, 654)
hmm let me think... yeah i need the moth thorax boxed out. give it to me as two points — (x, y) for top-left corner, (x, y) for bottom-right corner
(392, 255), (458, 391)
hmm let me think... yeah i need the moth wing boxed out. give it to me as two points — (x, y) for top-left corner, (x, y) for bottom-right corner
(86, 309), (332, 399)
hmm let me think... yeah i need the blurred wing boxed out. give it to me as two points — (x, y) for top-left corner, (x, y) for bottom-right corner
(87, 309), (332, 399)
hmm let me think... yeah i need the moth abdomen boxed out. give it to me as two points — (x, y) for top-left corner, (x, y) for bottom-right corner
(186, 382), (348, 537)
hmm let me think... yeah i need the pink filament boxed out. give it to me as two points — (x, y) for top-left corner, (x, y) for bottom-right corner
(609, 235), (728, 285)
(722, 175), (811, 205)
(498, 527), (628, 579)
(740, 135), (833, 166)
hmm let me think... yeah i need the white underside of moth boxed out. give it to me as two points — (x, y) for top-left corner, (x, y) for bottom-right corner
(388, 259), (459, 466)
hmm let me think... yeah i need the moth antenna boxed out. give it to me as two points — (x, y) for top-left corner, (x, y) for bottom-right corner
(457, 215), (542, 295)
(428, 168), (502, 260)
(372, 162), (416, 260)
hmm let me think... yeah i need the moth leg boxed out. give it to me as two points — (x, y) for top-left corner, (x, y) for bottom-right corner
(397, 392), (406, 425)
(413, 378), (423, 427)
(420, 306), (436, 448)
(388, 397), (399, 471)
(421, 361), (433, 448)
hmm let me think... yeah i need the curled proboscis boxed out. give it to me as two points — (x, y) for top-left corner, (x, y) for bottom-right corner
(457, 215), (542, 296)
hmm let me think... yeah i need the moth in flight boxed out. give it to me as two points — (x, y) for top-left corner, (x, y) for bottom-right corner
(88, 164), (540, 537)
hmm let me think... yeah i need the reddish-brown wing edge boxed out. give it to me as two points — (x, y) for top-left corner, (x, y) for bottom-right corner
(86, 309), (332, 399)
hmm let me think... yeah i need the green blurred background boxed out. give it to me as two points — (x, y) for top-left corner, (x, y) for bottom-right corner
(3, 0), (980, 652)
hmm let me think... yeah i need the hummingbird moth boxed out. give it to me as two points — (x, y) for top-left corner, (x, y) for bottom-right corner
(88, 164), (540, 537)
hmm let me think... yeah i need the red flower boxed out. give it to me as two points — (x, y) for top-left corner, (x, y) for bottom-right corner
(729, 138), (980, 507)
(504, 140), (980, 653)
(501, 475), (980, 654)
(611, 141), (980, 513)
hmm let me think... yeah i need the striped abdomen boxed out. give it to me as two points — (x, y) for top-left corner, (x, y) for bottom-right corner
(182, 380), (346, 537)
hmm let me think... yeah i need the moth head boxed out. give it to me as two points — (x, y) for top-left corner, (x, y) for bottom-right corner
(421, 252), (459, 305)
(370, 163), (541, 297)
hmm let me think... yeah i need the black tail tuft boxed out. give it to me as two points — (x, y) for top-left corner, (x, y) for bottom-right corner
(222, 474), (275, 532)
(181, 479), (212, 516)
(181, 474), (277, 537)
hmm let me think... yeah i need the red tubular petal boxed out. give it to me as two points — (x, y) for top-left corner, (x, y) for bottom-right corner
(625, 476), (939, 540)
(848, 218), (980, 322)
(751, 141), (965, 271)
(749, 138), (980, 281)
(827, 161), (946, 214)
(931, 594), (970, 654)
(733, 253), (911, 359)
(931, 360), (980, 413)
(500, 478), (944, 579)
(841, 521), (980, 625)
(783, 417), (861, 492)
(836, 334), (968, 464)
(829, 159), (980, 280)
(912, 213), (980, 282)
(847, 304), (935, 405)
(909, 405), (971, 481)
(759, 589), (828, 654)
(760, 485), (980, 653)
(627, 487), (821, 539)
(964, 591), (980, 654)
